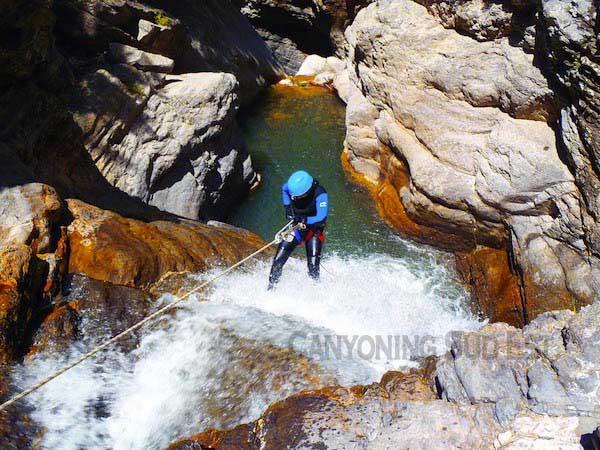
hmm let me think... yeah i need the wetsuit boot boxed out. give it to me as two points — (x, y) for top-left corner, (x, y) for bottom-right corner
(306, 234), (323, 280)
(268, 239), (297, 289)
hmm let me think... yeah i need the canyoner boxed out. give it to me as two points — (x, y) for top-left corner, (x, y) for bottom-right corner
(269, 170), (329, 289)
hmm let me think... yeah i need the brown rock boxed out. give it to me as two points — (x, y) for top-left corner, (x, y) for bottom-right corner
(168, 425), (252, 450)
(342, 148), (477, 252)
(66, 199), (267, 288)
(0, 245), (48, 362)
(28, 274), (153, 355)
(27, 301), (80, 355)
(456, 247), (524, 327)
(379, 356), (438, 401)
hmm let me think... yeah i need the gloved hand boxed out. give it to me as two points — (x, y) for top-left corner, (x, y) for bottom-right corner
(285, 205), (294, 221)
(293, 214), (306, 225)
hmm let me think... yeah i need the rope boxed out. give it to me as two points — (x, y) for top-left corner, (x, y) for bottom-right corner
(0, 221), (300, 412)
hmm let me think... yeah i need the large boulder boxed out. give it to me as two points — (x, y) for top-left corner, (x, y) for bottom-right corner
(89, 72), (256, 220)
(28, 273), (153, 355)
(338, 0), (599, 324)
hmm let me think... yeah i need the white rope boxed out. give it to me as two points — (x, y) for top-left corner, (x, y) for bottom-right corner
(0, 221), (300, 412)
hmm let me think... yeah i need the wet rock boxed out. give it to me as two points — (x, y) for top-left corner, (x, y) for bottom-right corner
(66, 199), (266, 289)
(337, 0), (596, 323)
(170, 304), (597, 449)
(168, 365), (448, 450)
(456, 247), (524, 327)
(176, 389), (574, 449)
(91, 72), (256, 220)
(28, 273), (152, 355)
(0, 246), (48, 362)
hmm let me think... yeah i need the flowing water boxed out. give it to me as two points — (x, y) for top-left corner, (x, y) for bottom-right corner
(7, 85), (483, 450)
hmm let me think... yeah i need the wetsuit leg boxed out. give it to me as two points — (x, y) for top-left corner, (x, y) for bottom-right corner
(268, 239), (297, 289)
(305, 234), (323, 280)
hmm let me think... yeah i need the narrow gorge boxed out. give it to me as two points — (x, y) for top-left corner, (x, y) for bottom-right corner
(1, 0), (599, 449)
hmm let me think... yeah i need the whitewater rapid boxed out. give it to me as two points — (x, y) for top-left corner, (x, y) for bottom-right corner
(10, 248), (483, 450)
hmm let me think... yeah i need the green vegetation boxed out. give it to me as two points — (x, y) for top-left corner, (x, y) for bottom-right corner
(126, 83), (147, 97)
(155, 12), (171, 27)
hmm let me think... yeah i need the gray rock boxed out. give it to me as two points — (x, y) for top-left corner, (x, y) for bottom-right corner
(2, 0), (281, 224)
(414, 0), (514, 41)
(436, 302), (600, 420)
(137, 19), (163, 44)
(92, 72), (255, 220)
(255, 28), (307, 74)
(538, 0), (600, 269)
(108, 43), (175, 73)
(0, 184), (63, 254)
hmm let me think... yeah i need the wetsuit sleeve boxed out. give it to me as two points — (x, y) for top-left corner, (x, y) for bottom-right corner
(306, 192), (328, 225)
(282, 183), (291, 206)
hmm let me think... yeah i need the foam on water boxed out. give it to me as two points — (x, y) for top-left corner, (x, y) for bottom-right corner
(10, 250), (483, 450)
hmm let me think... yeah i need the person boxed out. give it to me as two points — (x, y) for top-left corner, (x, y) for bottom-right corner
(268, 170), (328, 289)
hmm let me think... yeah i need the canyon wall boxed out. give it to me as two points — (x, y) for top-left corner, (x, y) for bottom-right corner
(336, 0), (599, 325)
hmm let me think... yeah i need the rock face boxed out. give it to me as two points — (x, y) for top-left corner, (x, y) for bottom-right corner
(538, 1), (600, 273)
(167, 301), (600, 449)
(413, 0), (538, 50)
(240, 0), (372, 73)
(337, 0), (599, 325)
(437, 303), (600, 423)
(2, 0), (282, 221)
(29, 273), (154, 355)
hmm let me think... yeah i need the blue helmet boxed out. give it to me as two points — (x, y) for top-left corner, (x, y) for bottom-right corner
(287, 170), (314, 198)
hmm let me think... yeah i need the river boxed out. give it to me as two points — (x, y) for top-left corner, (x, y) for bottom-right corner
(8, 84), (482, 450)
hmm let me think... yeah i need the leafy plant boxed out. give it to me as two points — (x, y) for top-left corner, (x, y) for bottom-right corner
(155, 12), (171, 27)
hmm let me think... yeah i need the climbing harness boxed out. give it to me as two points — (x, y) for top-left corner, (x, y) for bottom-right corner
(0, 221), (305, 412)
